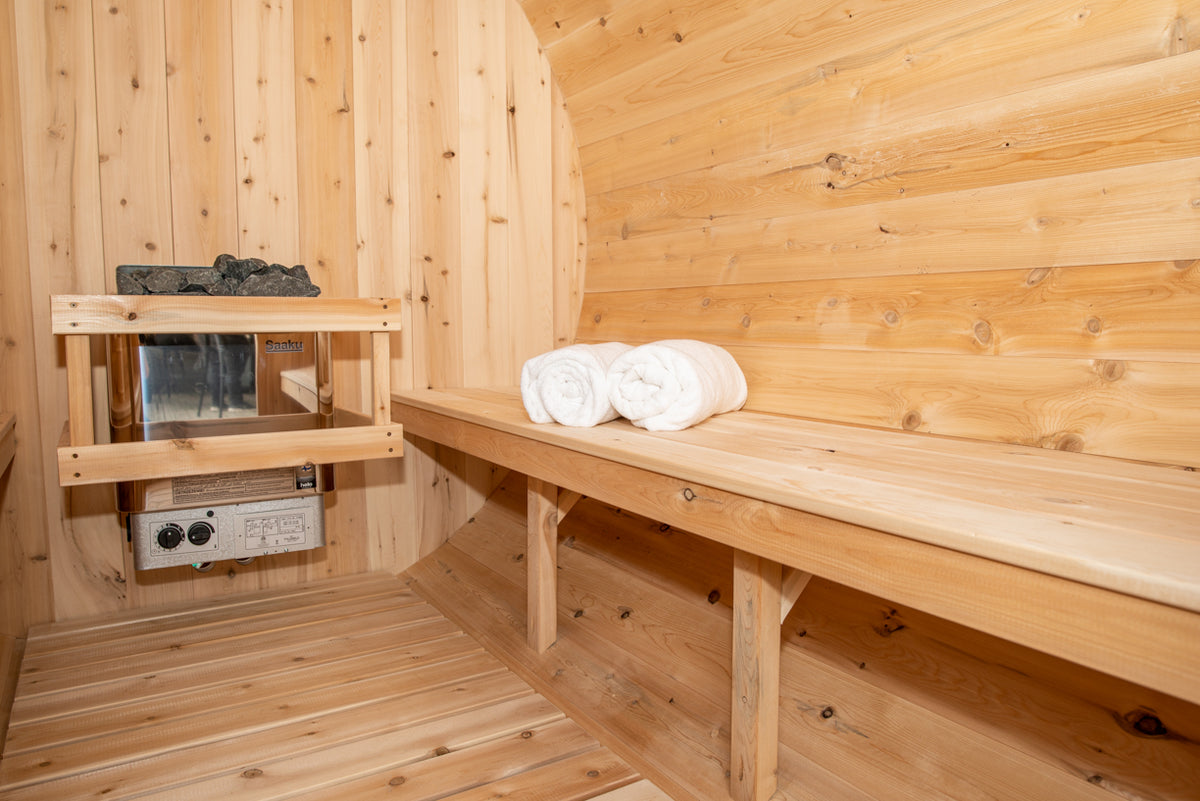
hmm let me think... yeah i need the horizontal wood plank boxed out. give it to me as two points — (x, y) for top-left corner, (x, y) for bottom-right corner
(578, 261), (1200, 362)
(574, 0), (1199, 175)
(725, 344), (1200, 466)
(586, 46), (1200, 207)
(57, 423), (403, 486)
(586, 156), (1200, 291)
(50, 295), (404, 334)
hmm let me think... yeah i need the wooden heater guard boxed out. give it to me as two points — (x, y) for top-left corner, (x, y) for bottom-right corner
(51, 294), (403, 487)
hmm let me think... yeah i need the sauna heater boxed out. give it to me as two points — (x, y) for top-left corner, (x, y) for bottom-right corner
(108, 286), (330, 571)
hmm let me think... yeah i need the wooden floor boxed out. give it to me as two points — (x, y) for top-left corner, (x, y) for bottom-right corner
(0, 572), (666, 801)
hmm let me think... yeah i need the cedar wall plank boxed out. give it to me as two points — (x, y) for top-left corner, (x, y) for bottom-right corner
(541, 0), (1200, 464)
(1, 0), (578, 629)
(164, 1), (239, 264)
(0, 5), (53, 639)
(585, 51), (1200, 243)
(576, 0), (1200, 185)
(578, 262), (1200, 362)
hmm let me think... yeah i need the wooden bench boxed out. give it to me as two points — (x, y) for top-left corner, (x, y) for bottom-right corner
(392, 386), (1200, 801)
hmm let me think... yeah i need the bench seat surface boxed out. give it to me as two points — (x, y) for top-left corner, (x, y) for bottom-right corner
(393, 387), (1200, 615)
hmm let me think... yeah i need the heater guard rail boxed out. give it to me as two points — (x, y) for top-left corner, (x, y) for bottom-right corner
(52, 295), (403, 487)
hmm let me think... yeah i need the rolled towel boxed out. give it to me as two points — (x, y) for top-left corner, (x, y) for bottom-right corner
(607, 340), (748, 431)
(521, 342), (634, 427)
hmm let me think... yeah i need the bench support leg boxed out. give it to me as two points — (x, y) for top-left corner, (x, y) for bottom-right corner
(527, 477), (559, 653)
(731, 550), (782, 801)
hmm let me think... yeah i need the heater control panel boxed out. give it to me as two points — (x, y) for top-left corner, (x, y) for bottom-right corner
(130, 495), (325, 570)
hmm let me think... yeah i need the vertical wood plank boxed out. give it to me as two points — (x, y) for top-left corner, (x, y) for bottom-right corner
(408, 0), (464, 390)
(459, 0), (509, 386)
(731, 550), (781, 801)
(551, 78), (585, 347)
(527, 475), (559, 652)
(295, 0), (368, 585)
(371, 331), (391, 424)
(354, 0), (418, 574)
(164, 0), (238, 262)
(92, 0), (174, 268)
(1, 0), (54, 637)
(505, 2), (555, 371)
(232, 0), (300, 260)
(64, 336), (95, 447)
(90, 0), (176, 610)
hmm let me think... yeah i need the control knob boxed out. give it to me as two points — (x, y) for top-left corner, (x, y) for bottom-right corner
(187, 521), (214, 546)
(156, 523), (184, 550)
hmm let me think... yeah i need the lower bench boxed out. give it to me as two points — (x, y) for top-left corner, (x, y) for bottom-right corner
(392, 387), (1200, 801)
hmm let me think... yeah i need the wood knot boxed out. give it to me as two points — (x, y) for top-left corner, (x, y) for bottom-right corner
(740, 314), (751, 328)
(824, 153), (844, 171)
(1054, 433), (1085, 452)
(901, 410), (922, 431)
(242, 769), (263, 779)
(1025, 267), (1051, 286)
(973, 320), (993, 346)
(707, 589), (721, 604)
(1121, 708), (1169, 738)
(1094, 360), (1126, 382)
(388, 776), (406, 786)
(1085, 317), (1103, 335)
(882, 309), (900, 326)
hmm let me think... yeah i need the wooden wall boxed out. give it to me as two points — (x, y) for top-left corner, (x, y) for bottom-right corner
(0, 0), (583, 638)
(551, 0), (1200, 468)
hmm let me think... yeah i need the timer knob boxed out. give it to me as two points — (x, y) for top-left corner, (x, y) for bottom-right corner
(157, 523), (184, 550)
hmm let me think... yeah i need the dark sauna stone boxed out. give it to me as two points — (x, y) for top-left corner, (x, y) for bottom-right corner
(116, 270), (148, 295)
(142, 268), (187, 294)
(235, 271), (322, 297)
(116, 255), (321, 297)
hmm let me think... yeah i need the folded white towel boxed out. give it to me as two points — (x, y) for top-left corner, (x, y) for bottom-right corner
(521, 342), (634, 427)
(607, 340), (747, 431)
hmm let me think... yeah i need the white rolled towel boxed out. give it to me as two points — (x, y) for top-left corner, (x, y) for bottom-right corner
(521, 342), (634, 427)
(607, 340), (748, 431)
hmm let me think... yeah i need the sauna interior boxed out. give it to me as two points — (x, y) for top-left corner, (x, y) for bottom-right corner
(2, 1), (1199, 800)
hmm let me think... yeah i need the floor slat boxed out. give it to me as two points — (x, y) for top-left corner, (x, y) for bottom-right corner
(1, 572), (660, 801)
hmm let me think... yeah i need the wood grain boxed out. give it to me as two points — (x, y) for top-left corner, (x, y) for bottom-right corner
(164, 0), (238, 262)
(58, 424), (403, 487)
(731, 551), (781, 801)
(51, 295), (403, 334)
(1, 574), (650, 800)
(586, 156), (1200, 291)
(578, 261), (1200, 362)
(526, 476), (560, 652)
(232, 0), (300, 259)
